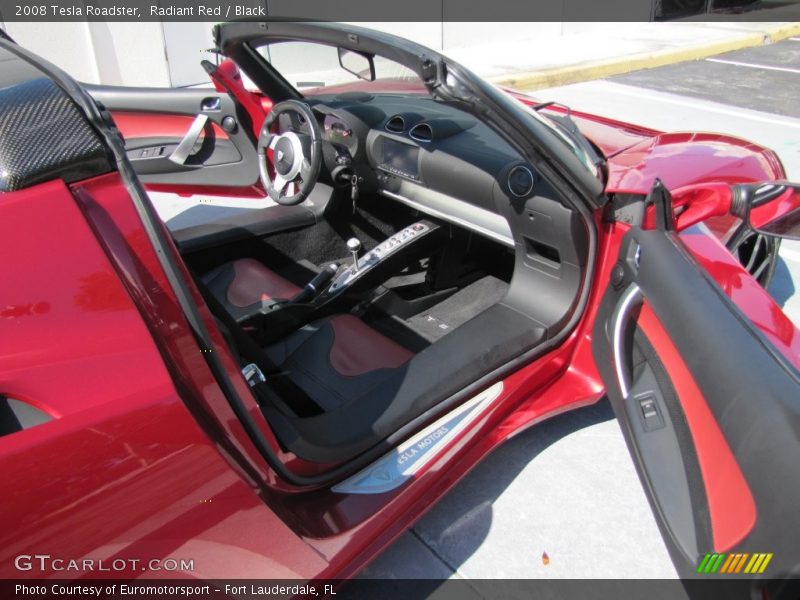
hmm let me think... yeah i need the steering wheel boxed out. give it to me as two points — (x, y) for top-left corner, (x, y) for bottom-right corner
(257, 100), (322, 206)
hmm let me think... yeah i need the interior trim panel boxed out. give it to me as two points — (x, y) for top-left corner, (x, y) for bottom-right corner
(379, 185), (514, 247)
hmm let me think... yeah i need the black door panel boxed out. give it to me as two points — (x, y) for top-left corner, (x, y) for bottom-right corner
(86, 85), (260, 190)
(593, 227), (800, 583)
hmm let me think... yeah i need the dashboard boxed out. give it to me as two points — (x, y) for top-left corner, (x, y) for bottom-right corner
(303, 93), (541, 246)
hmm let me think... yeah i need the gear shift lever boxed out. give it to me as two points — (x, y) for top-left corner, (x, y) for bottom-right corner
(346, 237), (362, 272)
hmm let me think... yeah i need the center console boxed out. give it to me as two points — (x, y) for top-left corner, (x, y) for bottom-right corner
(243, 220), (440, 345)
(327, 221), (433, 295)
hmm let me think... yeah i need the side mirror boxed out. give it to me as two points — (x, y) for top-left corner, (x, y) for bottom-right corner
(732, 182), (800, 241)
(337, 48), (375, 82)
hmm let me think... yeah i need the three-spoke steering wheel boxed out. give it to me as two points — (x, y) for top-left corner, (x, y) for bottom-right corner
(257, 100), (322, 206)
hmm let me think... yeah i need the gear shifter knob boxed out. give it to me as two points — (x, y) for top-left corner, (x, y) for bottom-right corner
(346, 237), (362, 272)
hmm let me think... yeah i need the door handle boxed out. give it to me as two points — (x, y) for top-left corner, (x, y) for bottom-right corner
(609, 283), (643, 398)
(169, 114), (208, 165)
(201, 96), (221, 111)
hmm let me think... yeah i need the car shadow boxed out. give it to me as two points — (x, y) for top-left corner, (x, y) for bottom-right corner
(348, 400), (616, 588)
(345, 398), (695, 599)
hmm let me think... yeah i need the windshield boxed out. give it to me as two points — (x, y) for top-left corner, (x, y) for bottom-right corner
(256, 41), (425, 96)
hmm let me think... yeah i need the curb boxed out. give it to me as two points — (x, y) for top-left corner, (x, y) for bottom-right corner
(493, 22), (800, 91)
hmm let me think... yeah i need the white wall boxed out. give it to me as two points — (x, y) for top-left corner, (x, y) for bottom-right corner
(162, 22), (217, 87)
(98, 22), (171, 86)
(4, 21), (170, 86)
(441, 22), (562, 48)
(5, 22), (99, 82)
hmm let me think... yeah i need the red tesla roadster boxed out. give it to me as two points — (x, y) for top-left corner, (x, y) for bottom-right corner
(1, 20), (798, 591)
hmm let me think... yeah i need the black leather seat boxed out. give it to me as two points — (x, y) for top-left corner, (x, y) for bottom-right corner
(202, 256), (415, 412)
(203, 258), (546, 466)
(265, 314), (413, 413)
(263, 304), (545, 464)
(202, 258), (301, 322)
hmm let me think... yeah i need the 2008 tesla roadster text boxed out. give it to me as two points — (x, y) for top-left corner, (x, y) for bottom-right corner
(1, 21), (799, 590)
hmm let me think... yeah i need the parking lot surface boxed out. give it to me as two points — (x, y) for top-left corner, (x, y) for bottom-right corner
(360, 37), (800, 581)
(612, 38), (800, 119)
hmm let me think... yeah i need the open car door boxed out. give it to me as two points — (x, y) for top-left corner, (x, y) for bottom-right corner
(85, 77), (261, 194)
(592, 219), (800, 585)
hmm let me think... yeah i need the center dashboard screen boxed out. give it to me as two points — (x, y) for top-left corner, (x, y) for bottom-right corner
(381, 138), (419, 179)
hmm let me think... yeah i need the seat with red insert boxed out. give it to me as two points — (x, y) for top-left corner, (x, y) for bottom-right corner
(202, 258), (301, 322)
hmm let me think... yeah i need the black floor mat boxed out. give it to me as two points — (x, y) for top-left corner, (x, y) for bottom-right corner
(403, 275), (509, 343)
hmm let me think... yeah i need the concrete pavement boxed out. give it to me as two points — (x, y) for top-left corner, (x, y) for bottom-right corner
(451, 21), (800, 90)
(360, 400), (677, 580)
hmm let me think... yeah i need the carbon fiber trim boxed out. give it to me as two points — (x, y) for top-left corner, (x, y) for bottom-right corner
(0, 77), (111, 192)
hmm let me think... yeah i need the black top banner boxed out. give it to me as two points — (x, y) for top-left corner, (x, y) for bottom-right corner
(0, 0), (796, 22)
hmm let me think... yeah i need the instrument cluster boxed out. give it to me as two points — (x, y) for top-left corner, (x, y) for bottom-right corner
(323, 114), (357, 154)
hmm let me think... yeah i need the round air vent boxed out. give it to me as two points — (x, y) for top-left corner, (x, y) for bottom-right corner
(508, 165), (535, 197)
(385, 115), (406, 133)
(409, 123), (433, 143)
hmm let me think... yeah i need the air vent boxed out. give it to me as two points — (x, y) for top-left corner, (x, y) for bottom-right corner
(385, 115), (406, 133)
(508, 165), (535, 197)
(409, 123), (433, 143)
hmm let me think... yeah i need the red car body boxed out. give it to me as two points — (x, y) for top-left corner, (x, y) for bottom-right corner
(1, 23), (798, 587)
